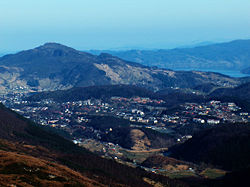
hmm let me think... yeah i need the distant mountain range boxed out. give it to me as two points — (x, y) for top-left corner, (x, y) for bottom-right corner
(0, 42), (249, 94)
(89, 39), (250, 72)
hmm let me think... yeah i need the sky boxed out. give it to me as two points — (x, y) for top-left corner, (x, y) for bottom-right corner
(0, 0), (250, 52)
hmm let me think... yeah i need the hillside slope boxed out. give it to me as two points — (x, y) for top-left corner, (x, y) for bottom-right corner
(169, 124), (250, 171)
(0, 149), (102, 187)
(209, 82), (250, 111)
(210, 82), (250, 100)
(0, 103), (186, 186)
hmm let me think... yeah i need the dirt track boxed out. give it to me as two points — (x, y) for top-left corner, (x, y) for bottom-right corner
(126, 148), (168, 153)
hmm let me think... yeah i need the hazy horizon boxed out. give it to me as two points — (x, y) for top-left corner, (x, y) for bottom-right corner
(1, 38), (250, 55)
(1, 0), (250, 51)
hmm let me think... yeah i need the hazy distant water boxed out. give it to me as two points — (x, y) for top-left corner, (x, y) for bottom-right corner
(173, 68), (249, 78)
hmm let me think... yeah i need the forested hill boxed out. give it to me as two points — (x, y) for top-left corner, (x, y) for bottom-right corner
(169, 124), (250, 171)
(209, 82), (250, 111)
(209, 82), (250, 100)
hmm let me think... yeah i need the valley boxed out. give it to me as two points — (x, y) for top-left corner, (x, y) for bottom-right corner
(0, 42), (250, 186)
(2, 0), (250, 186)
(1, 83), (249, 182)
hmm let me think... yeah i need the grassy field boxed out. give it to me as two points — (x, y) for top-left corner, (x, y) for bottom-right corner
(200, 168), (227, 179)
(162, 170), (197, 179)
(120, 149), (164, 163)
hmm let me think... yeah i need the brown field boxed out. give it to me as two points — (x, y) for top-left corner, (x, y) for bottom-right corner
(0, 150), (105, 187)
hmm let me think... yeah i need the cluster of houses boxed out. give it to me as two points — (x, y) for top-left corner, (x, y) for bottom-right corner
(180, 101), (249, 124)
(1, 95), (249, 141)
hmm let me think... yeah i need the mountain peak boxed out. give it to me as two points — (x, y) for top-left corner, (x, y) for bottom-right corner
(37, 42), (76, 51)
(32, 42), (85, 57)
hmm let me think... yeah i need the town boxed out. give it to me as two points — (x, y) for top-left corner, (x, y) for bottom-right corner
(1, 93), (249, 141)
(0, 92), (249, 178)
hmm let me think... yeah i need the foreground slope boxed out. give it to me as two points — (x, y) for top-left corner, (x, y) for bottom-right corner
(0, 103), (186, 187)
(0, 43), (244, 94)
(0, 149), (102, 187)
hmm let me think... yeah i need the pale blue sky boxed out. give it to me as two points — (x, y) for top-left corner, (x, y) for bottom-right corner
(0, 0), (250, 51)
